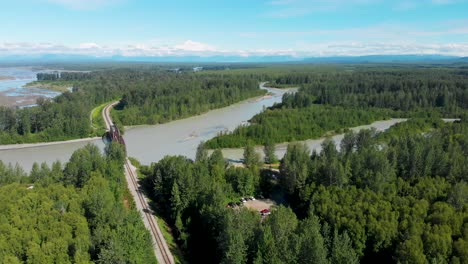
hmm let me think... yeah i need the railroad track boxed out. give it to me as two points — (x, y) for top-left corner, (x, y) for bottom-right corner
(125, 160), (174, 264)
(102, 102), (117, 130)
(102, 102), (174, 264)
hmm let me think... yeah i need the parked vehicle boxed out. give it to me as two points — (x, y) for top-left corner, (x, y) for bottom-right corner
(260, 209), (271, 216)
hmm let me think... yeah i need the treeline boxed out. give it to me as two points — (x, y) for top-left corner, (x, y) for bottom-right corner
(0, 94), (92, 144)
(0, 69), (265, 144)
(142, 119), (467, 263)
(206, 105), (393, 148)
(280, 119), (468, 263)
(37, 71), (91, 81)
(113, 74), (264, 125)
(207, 67), (468, 148)
(36, 72), (60, 81)
(0, 143), (156, 263)
(278, 69), (468, 113)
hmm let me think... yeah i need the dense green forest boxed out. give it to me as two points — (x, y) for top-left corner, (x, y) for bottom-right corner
(0, 69), (265, 144)
(112, 73), (264, 125)
(0, 143), (156, 263)
(37, 72), (92, 81)
(141, 119), (468, 263)
(1, 64), (468, 263)
(206, 67), (468, 148)
(2, 65), (467, 146)
(207, 105), (394, 148)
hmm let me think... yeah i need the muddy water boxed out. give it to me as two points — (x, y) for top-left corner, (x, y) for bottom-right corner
(0, 67), (61, 107)
(219, 119), (408, 162)
(0, 81), (425, 172)
(0, 86), (294, 170)
(123, 86), (295, 164)
(0, 139), (106, 171)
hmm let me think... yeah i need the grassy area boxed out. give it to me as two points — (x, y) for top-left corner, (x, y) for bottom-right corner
(122, 182), (134, 211)
(155, 216), (187, 264)
(90, 102), (111, 135)
(263, 163), (280, 169)
(128, 157), (148, 180)
(25, 80), (74, 92)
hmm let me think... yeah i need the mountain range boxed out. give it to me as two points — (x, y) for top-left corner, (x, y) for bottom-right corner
(0, 54), (467, 64)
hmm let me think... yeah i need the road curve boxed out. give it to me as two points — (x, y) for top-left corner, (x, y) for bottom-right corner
(102, 102), (175, 264)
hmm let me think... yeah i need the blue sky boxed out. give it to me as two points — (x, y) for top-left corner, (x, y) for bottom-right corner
(1, 0), (467, 57)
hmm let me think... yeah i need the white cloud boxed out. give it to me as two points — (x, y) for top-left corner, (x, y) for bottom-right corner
(299, 41), (468, 56)
(0, 40), (221, 57)
(0, 40), (467, 57)
(174, 40), (215, 52)
(79, 42), (101, 49)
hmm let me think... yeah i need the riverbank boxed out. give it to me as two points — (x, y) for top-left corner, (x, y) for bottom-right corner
(122, 85), (299, 165)
(217, 118), (460, 162)
(262, 83), (300, 89)
(0, 91), (41, 107)
(0, 82), (276, 149)
(0, 67), (64, 108)
(123, 83), (293, 131)
(0, 136), (101, 151)
(0, 82), (292, 169)
(24, 80), (72, 92)
(217, 119), (408, 161)
(261, 81), (299, 90)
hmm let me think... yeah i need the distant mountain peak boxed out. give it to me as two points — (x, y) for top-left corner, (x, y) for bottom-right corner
(0, 53), (464, 64)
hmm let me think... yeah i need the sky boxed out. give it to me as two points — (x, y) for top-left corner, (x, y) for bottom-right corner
(0, 0), (468, 57)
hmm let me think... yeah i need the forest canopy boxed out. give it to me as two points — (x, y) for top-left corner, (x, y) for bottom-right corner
(206, 66), (468, 148)
(0, 68), (265, 144)
(0, 143), (156, 263)
(141, 118), (468, 263)
(1, 64), (467, 263)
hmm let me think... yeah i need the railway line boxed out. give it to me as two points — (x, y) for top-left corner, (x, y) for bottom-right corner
(102, 102), (174, 264)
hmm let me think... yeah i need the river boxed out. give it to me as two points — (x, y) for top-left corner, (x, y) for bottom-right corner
(0, 67), (61, 107)
(0, 85), (294, 170)
(220, 119), (408, 162)
(0, 84), (413, 172)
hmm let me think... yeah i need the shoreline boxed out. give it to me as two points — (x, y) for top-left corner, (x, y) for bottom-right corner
(124, 83), (295, 131)
(124, 92), (269, 131)
(23, 81), (71, 92)
(0, 91), (41, 108)
(0, 136), (101, 151)
(215, 118), (407, 151)
(0, 82), (293, 149)
(214, 118), (460, 161)
(0, 87), (61, 108)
